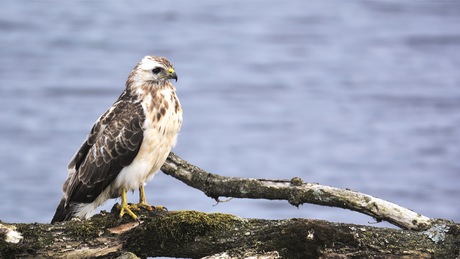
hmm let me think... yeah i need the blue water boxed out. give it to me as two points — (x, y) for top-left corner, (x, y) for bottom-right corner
(1, 1), (459, 228)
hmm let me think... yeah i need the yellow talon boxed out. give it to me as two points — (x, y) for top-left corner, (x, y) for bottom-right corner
(137, 185), (168, 211)
(138, 185), (153, 211)
(118, 187), (138, 220)
(117, 186), (166, 221)
(138, 185), (167, 211)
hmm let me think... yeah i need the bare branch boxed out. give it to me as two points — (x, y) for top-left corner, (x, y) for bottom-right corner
(162, 152), (433, 230)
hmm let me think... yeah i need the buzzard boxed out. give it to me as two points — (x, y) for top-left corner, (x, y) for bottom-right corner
(51, 56), (182, 223)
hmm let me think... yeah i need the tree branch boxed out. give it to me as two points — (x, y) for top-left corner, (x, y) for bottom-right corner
(161, 152), (433, 231)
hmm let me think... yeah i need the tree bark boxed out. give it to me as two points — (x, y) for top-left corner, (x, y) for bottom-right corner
(161, 152), (433, 231)
(1, 153), (458, 258)
(1, 210), (458, 258)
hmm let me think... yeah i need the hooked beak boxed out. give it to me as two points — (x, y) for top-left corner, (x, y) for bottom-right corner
(168, 68), (178, 82)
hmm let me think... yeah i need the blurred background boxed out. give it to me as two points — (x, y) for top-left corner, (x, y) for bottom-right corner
(1, 1), (459, 228)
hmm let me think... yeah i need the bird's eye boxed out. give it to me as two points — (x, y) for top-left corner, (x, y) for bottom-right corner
(152, 67), (162, 74)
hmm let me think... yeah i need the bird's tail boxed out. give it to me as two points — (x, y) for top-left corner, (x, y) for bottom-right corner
(51, 198), (75, 223)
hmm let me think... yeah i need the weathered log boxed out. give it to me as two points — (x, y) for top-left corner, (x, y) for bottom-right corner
(1, 210), (458, 258)
(161, 152), (433, 231)
(1, 153), (459, 258)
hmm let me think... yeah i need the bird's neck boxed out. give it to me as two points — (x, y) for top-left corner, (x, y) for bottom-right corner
(126, 78), (173, 98)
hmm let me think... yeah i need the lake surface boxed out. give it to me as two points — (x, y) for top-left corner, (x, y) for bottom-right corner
(1, 1), (459, 228)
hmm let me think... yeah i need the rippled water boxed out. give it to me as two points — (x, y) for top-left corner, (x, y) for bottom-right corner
(1, 1), (459, 227)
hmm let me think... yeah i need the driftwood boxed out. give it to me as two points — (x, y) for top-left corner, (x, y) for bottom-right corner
(1, 152), (459, 258)
(162, 153), (433, 231)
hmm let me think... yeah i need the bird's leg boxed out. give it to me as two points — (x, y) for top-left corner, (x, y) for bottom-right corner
(136, 185), (167, 211)
(118, 187), (138, 220)
(137, 185), (153, 211)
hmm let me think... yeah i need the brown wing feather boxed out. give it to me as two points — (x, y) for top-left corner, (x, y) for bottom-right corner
(63, 92), (144, 204)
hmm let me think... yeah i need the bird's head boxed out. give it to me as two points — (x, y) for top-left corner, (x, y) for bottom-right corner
(130, 56), (178, 87)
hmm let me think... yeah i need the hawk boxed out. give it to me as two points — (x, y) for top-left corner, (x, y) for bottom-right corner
(51, 55), (182, 223)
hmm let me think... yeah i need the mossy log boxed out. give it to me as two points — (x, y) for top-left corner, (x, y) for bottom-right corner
(1, 209), (459, 258)
(1, 153), (459, 258)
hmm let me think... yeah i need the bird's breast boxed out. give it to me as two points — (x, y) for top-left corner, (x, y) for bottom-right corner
(114, 88), (182, 192)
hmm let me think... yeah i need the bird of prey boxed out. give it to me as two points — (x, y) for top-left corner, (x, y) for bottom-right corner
(51, 55), (182, 223)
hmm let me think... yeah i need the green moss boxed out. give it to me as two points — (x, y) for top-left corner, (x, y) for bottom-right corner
(16, 223), (54, 252)
(125, 210), (240, 257)
(290, 177), (303, 186)
(0, 241), (23, 259)
(0, 231), (22, 259)
(0, 223), (54, 258)
(67, 213), (120, 240)
(67, 221), (100, 240)
(153, 210), (237, 241)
